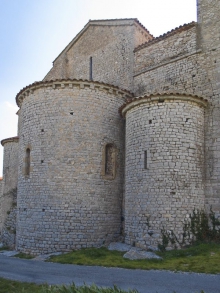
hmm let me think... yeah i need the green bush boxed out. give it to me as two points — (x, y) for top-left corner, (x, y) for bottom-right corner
(159, 207), (220, 251)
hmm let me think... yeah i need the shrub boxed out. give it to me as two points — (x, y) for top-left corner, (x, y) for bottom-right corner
(158, 207), (220, 251)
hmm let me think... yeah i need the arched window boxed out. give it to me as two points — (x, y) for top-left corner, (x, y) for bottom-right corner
(102, 143), (116, 179)
(25, 148), (31, 176)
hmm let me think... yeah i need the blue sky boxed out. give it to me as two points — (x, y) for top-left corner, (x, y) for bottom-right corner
(0, 0), (196, 175)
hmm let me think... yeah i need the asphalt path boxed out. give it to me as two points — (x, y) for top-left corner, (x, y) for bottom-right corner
(0, 254), (220, 293)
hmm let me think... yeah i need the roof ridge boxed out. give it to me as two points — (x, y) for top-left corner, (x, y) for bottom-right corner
(48, 18), (153, 67)
(89, 18), (153, 37)
(134, 21), (196, 52)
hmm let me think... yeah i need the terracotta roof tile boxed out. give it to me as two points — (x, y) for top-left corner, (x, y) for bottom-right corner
(134, 21), (196, 52)
(1, 136), (19, 146)
(119, 92), (208, 117)
(16, 79), (134, 107)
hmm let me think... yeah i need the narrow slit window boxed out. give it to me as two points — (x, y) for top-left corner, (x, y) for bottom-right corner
(144, 150), (148, 169)
(25, 148), (31, 176)
(105, 144), (114, 176)
(89, 57), (93, 80)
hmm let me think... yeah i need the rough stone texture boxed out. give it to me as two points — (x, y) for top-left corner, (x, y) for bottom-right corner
(1, 0), (220, 254)
(108, 242), (132, 252)
(133, 0), (220, 218)
(123, 247), (162, 260)
(134, 24), (197, 85)
(43, 19), (152, 92)
(122, 95), (207, 249)
(0, 139), (18, 248)
(16, 80), (131, 254)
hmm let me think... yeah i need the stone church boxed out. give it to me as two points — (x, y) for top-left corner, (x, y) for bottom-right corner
(0, 0), (220, 254)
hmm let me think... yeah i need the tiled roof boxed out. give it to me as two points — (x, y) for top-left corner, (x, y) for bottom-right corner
(1, 136), (19, 146)
(16, 79), (134, 107)
(119, 92), (208, 117)
(134, 21), (196, 52)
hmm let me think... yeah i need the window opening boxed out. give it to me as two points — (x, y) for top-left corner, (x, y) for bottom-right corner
(105, 144), (114, 176)
(144, 150), (148, 169)
(89, 57), (93, 80)
(25, 148), (31, 176)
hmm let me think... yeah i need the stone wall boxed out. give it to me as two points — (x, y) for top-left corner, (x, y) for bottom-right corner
(133, 1), (220, 215)
(44, 19), (152, 92)
(133, 24), (200, 96)
(197, 0), (220, 215)
(121, 94), (207, 249)
(134, 23), (197, 81)
(16, 80), (132, 254)
(0, 138), (19, 248)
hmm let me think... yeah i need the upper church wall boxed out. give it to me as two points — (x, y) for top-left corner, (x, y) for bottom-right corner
(134, 23), (197, 78)
(43, 20), (151, 92)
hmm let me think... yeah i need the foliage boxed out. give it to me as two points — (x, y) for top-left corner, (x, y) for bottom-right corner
(0, 279), (137, 293)
(0, 277), (45, 293)
(0, 278), (207, 293)
(0, 246), (9, 251)
(158, 207), (220, 251)
(40, 284), (138, 293)
(48, 243), (220, 274)
(14, 252), (35, 259)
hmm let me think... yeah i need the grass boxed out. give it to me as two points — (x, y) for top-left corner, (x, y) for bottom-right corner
(14, 252), (35, 259)
(0, 246), (8, 251)
(48, 243), (220, 274)
(0, 277), (45, 293)
(0, 278), (138, 293)
(0, 278), (207, 293)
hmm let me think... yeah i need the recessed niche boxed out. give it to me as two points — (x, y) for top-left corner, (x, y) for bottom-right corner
(70, 112), (74, 115)
(149, 120), (152, 124)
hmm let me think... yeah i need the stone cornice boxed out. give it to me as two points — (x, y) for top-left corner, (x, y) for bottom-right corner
(16, 79), (134, 108)
(1, 136), (19, 147)
(119, 92), (208, 118)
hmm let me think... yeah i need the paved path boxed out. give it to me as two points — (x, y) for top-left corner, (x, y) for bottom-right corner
(0, 254), (220, 293)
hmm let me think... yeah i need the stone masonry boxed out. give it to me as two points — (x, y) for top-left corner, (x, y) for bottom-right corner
(0, 0), (220, 254)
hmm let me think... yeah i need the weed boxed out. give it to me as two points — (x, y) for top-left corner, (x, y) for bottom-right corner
(14, 252), (35, 259)
(159, 207), (220, 251)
